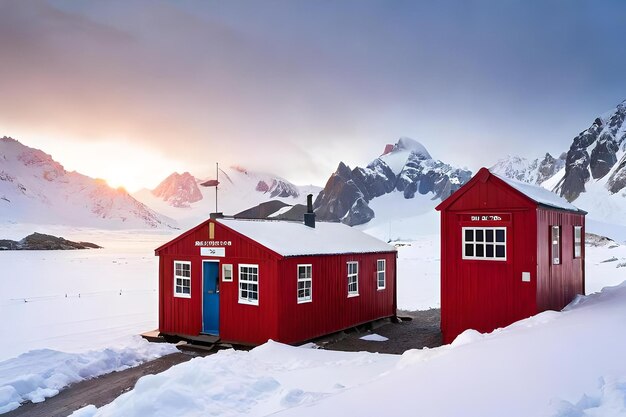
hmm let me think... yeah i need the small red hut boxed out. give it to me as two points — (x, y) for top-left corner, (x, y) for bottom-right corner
(155, 213), (397, 345)
(436, 167), (586, 344)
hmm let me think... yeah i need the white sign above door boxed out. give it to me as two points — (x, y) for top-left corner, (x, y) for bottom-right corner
(200, 247), (226, 257)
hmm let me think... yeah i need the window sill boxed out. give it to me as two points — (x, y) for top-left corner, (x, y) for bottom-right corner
(297, 299), (313, 304)
(174, 293), (191, 299)
(238, 299), (259, 306)
(377, 287), (386, 291)
(347, 293), (359, 298)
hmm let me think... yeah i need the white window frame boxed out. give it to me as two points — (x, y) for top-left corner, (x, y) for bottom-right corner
(173, 260), (191, 298)
(377, 259), (386, 290)
(462, 227), (507, 261)
(552, 226), (561, 265)
(297, 264), (312, 304)
(238, 264), (259, 306)
(574, 226), (582, 259)
(222, 264), (233, 282)
(347, 261), (359, 297)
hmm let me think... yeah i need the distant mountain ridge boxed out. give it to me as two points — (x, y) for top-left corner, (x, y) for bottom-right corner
(133, 165), (320, 228)
(0, 137), (174, 229)
(490, 153), (566, 185)
(314, 137), (472, 225)
(490, 100), (626, 235)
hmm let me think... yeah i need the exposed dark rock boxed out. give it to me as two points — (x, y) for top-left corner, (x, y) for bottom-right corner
(537, 153), (566, 184)
(0, 233), (102, 250)
(235, 200), (290, 219)
(313, 162), (368, 223)
(607, 154), (626, 194)
(555, 100), (626, 201)
(342, 197), (375, 226)
(589, 134), (618, 179)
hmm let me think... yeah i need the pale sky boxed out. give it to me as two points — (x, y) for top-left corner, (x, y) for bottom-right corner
(1, 1), (625, 191)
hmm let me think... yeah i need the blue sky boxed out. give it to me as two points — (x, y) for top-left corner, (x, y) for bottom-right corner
(0, 0), (625, 189)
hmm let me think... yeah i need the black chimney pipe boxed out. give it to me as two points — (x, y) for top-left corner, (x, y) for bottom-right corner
(304, 194), (315, 228)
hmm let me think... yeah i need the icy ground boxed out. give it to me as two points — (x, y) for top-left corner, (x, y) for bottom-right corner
(71, 282), (626, 417)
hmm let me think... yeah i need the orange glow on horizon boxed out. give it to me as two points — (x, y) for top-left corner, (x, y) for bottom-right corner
(15, 134), (188, 193)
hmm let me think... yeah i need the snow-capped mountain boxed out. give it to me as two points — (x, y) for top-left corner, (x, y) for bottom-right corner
(133, 166), (320, 228)
(151, 172), (203, 208)
(489, 101), (626, 239)
(314, 137), (472, 226)
(0, 137), (174, 229)
(554, 100), (626, 201)
(490, 153), (566, 185)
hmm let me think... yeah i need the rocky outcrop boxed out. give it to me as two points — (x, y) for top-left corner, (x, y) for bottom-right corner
(0, 233), (102, 250)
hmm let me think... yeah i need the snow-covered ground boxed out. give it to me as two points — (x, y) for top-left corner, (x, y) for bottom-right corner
(0, 337), (177, 414)
(70, 282), (626, 417)
(2, 214), (626, 415)
(0, 224), (175, 361)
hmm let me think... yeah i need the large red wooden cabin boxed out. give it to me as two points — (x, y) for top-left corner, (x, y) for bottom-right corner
(155, 213), (397, 345)
(436, 167), (586, 344)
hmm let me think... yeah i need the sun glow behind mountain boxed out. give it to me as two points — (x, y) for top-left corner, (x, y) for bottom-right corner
(17, 135), (188, 193)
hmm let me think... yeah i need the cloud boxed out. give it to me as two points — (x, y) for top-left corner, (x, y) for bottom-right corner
(1, 0), (625, 187)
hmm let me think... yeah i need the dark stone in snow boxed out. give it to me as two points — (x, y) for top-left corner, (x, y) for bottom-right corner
(0, 233), (102, 250)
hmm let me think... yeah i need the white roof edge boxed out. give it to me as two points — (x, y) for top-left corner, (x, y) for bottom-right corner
(490, 171), (585, 213)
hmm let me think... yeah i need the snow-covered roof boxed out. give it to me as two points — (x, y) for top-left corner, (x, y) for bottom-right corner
(491, 171), (585, 213)
(217, 218), (395, 257)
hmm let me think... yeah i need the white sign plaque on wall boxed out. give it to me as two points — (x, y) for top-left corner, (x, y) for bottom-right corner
(200, 247), (226, 257)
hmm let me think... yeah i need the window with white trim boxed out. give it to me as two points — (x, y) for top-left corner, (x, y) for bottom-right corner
(462, 227), (506, 260)
(574, 226), (582, 258)
(222, 264), (233, 282)
(347, 261), (359, 296)
(174, 261), (191, 298)
(238, 264), (259, 305)
(297, 264), (312, 303)
(552, 226), (561, 265)
(377, 259), (386, 290)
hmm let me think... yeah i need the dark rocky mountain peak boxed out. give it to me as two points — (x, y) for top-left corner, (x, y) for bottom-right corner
(554, 101), (626, 201)
(313, 137), (471, 226)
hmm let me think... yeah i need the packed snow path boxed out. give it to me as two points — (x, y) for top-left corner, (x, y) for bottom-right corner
(3, 353), (192, 417)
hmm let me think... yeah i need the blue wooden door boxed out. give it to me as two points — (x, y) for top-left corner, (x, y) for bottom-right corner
(202, 262), (220, 335)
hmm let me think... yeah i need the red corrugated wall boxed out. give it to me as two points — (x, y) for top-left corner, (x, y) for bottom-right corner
(276, 252), (397, 344)
(440, 175), (538, 344)
(536, 209), (585, 311)
(157, 220), (281, 344)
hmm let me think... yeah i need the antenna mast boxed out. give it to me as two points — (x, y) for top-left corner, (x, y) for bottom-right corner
(215, 162), (219, 213)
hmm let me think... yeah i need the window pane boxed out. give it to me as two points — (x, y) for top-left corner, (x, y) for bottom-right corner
(475, 244), (484, 257)
(496, 229), (505, 242)
(486, 229), (494, 242)
(475, 230), (484, 242)
(496, 245), (505, 258)
(465, 229), (474, 242)
(486, 245), (494, 257)
(465, 244), (474, 257)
